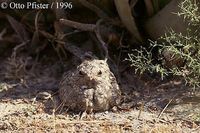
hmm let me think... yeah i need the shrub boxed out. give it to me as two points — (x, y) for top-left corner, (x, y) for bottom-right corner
(126, 0), (200, 87)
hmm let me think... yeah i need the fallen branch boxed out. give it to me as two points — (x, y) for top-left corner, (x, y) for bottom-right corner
(60, 18), (109, 60)
(60, 19), (96, 32)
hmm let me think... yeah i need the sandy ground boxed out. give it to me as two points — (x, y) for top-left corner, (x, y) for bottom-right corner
(0, 56), (200, 132)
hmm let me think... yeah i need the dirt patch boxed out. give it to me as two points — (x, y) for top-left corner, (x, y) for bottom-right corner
(0, 55), (200, 132)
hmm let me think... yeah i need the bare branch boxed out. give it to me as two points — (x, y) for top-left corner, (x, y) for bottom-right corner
(60, 19), (96, 32)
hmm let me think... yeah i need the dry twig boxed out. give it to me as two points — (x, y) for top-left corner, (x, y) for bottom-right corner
(60, 18), (109, 60)
(0, 28), (6, 40)
(60, 19), (96, 32)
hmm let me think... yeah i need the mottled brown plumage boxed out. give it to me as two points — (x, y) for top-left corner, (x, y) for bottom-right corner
(59, 58), (121, 112)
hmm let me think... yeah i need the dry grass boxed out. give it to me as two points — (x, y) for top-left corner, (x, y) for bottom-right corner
(0, 56), (199, 133)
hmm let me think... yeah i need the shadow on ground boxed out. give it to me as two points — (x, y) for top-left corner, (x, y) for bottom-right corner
(0, 55), (200, 132)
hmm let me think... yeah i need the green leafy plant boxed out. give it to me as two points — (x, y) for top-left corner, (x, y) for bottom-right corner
(127, 0), (200, 87)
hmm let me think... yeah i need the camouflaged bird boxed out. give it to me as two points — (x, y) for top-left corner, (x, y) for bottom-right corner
(59, 43), (121, 112)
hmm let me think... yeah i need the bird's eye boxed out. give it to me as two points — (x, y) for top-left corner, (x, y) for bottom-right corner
(79, 71), (85, 76)
(97, 70), (102, 75)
